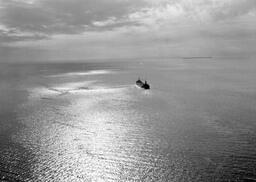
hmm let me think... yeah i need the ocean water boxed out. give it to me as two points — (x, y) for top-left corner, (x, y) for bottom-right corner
(0, 58), (256, 181)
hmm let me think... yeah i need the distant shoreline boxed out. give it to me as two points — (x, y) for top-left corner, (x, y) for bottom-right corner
(182, 57), (213, 59)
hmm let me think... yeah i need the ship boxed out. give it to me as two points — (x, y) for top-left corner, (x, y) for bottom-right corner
(136, 78), (150, 89)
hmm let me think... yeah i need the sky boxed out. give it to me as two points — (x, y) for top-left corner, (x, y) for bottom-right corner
(0, 0), (255, 62)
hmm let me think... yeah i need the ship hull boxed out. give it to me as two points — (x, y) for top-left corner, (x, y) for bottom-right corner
(136, 81), (150, 90)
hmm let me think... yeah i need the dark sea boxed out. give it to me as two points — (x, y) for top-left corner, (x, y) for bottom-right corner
(1, 58), (256, 182)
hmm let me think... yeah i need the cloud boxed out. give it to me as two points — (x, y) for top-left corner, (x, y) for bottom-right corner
(0, 26), (48, 43)
(0, 0), (147, 44)
(0, 0), (255, 61)
(0, 0), (255, 42)
(128, 0), (256, 26)
(0, 0), (145, 36)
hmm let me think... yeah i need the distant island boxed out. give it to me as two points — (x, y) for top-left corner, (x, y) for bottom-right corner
(182, 57), (213, 59)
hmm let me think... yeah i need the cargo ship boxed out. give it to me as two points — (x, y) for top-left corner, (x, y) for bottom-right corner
(136, 78), (150, 89)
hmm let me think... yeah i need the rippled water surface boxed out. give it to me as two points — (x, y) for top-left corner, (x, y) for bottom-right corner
(1, 59), (256, 181)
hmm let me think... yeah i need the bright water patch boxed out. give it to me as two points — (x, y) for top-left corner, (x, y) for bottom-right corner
(47, 70), (114, 77)
(1, 60), (256, 181)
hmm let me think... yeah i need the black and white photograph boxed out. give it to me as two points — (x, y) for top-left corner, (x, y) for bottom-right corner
(0, 0), (256, 181)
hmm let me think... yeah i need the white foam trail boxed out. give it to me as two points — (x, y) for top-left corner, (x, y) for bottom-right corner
(29, 81), (132, 100)
(70, 85), (131, 94)
(29, 81), (96, 99)
(50, 81), (95, 92)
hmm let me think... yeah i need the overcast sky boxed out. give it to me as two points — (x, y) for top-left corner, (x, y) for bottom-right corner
(0, 0), (255, 62)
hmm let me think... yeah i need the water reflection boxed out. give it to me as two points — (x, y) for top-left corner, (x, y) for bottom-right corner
(2, 61), (256, 181)
(19, 86), (151, 181)
(16, 77), (256, 181)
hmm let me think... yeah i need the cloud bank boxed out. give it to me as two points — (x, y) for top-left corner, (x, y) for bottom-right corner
(0, 0), (255, 61)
